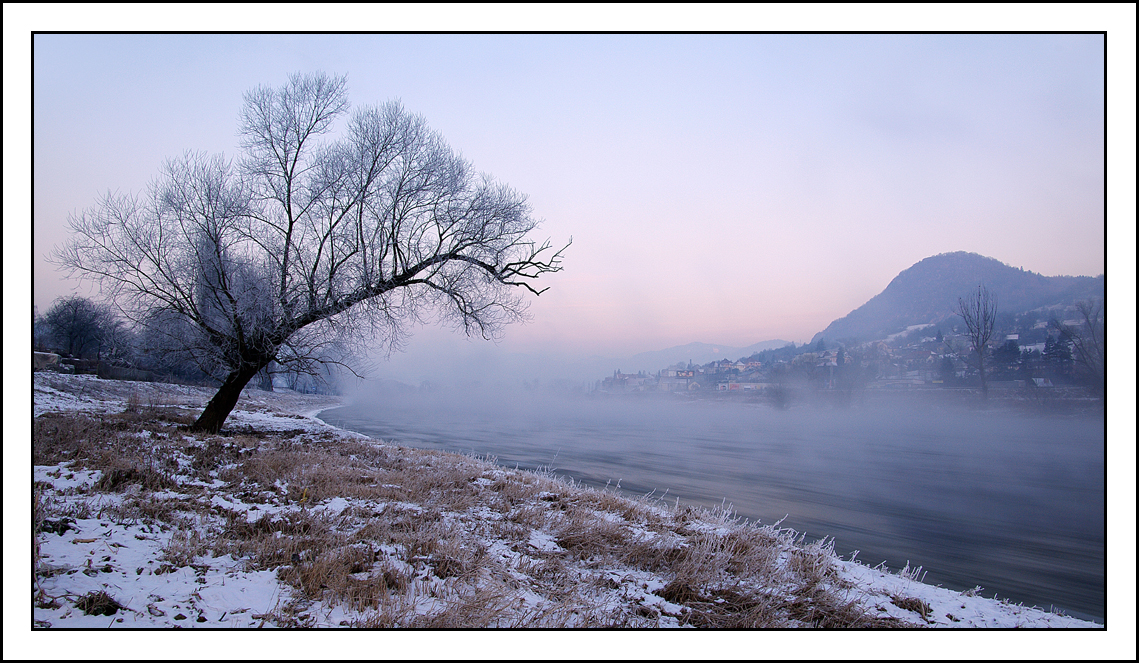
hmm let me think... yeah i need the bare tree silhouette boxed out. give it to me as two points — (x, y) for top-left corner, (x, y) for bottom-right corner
(957, 284), (997, 401)
(1052, 298), (1105, 402)
(55, 72), (568, 432)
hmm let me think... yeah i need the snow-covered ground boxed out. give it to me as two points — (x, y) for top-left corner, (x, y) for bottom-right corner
(13, 372), (1128, 659)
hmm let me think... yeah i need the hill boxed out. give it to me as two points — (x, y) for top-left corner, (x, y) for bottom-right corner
(811, 252), (1104, 345)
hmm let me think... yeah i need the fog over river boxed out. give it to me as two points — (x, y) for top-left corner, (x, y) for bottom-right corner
(319, 388), (1105, 623)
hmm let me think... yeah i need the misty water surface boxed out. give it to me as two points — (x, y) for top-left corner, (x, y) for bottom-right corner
(320, 389), (1105, 623)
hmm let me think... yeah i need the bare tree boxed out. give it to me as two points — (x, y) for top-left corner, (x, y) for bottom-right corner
(33, 305), (52, 351)
(957, 284), (997, 400)
(1051, 298), (1105, 401)
(39, 295), (118, 359)
(95, 316), (137, 367)
(55, 72), (568, 432)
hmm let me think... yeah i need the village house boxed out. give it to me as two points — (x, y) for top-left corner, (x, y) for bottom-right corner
(717, 381), (772, 392)
(601, 370), (655, 392)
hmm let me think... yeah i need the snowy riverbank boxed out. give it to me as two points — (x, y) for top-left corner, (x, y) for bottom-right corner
(17, 372), (1122, 656)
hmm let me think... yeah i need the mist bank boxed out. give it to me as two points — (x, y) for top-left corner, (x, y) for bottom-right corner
(358, 334), (792, 390)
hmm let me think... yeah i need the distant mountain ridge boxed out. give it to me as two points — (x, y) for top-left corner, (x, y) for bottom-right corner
(811, 252), (1104, 345)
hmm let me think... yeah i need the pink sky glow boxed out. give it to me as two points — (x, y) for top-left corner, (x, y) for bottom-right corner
(14, 11), (1124, 366)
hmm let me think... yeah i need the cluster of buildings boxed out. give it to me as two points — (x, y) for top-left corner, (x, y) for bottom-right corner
(597, 325), (1073, 395)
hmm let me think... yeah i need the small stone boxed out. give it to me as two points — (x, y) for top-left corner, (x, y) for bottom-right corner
(174, 613), (187, 620)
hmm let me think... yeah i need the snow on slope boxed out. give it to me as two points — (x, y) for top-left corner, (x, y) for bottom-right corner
(19, 372), (1117, 658)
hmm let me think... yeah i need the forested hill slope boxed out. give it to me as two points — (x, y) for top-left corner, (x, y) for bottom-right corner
(811, 251), (1104, 345)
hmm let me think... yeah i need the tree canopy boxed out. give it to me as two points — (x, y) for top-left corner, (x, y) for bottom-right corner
(37, 295), (117, 358)
(55, 72), (568, 431)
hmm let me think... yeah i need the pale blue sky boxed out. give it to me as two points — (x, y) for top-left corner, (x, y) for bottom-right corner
(24, 26), (1113, 361)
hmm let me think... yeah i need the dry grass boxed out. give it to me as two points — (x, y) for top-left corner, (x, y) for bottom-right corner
(891, 595), (933, 621)
(160, 525), (212, 567)
(554, 509), (631, 560)
(33, 484), (47, 578)
(74, 590), (125, 616)
(33, 390), (904, 629)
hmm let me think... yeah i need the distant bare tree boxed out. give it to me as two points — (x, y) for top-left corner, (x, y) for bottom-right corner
(33, 305), (51, 351)
(96, 316), (138, 367)
(39, 295), (117, 359)
(1052, 298), (1105, 402)
(55, 72), (568, 432)
(957, 284), (997, 400)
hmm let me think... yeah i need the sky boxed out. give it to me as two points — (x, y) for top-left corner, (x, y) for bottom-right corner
(11, 6), (1132, 382)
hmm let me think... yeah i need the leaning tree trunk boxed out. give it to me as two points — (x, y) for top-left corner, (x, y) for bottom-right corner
(190, 361), (267, 433)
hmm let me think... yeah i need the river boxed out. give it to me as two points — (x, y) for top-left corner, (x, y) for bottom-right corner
(319, 388), (1106, 623)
